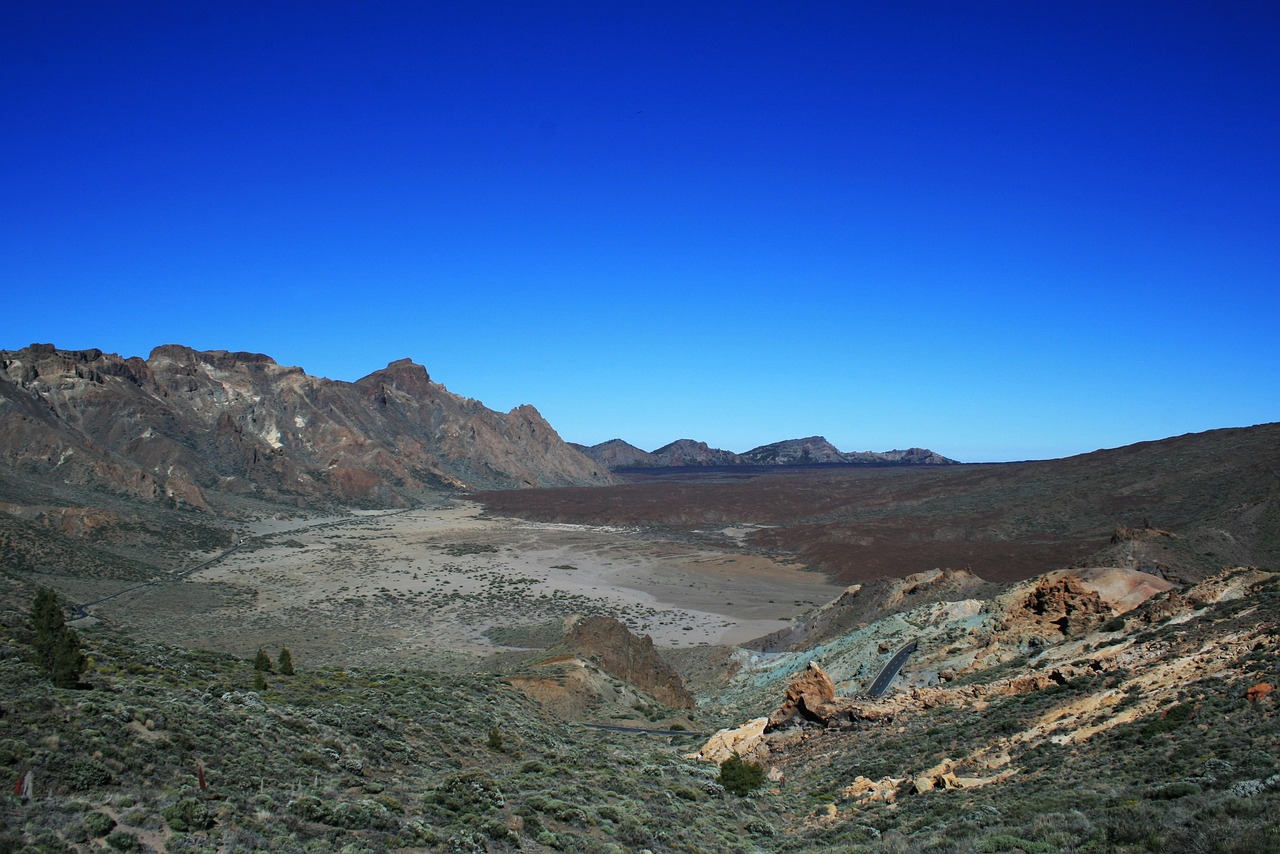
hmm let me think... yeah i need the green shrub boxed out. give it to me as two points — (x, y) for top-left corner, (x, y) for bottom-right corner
(105, 830), (142, 851)
(719, 752), (765, 796)
(83, 811), (116, 838)
(162, 797), (214, 832)
(978, 833), (1057, 853)
(1149, 781), (1202, 799)
(287, 795), (332, 823)
(425, 770), (504, 819)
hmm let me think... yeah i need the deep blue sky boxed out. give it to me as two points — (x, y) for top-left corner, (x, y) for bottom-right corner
(4, 2), (1278, 461)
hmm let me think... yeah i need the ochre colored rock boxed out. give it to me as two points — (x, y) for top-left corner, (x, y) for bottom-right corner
(768, 662), (837, 728)
(1246, 682), (1274, 703)
(685, 717), (769, 764)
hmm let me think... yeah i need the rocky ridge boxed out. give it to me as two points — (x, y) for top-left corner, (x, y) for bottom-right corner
(0, 344), (612, 510)
(575, 434), (956, 470)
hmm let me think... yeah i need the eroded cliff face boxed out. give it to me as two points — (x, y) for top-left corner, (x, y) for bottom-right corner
(0, 344), (613, 510)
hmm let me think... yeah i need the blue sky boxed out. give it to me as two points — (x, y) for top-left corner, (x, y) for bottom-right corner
(3, 2), (1278, 462)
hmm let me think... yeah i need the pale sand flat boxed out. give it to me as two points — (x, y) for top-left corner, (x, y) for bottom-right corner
(105, 500), (843, 669)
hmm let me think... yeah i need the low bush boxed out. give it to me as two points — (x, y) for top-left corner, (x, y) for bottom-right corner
(719, 752), (765, 796)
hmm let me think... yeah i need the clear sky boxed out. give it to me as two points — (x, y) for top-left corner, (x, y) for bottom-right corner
(3, 2), (1277, 462)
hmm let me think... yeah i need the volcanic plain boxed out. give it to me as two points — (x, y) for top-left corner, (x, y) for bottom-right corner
(77, 498), (843, 669)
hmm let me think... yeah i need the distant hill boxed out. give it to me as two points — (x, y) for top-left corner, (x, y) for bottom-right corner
(568, 438), (655, 469)
(651, 439), (746, 467)
(575, 434), (956, 470)
(0, 344), (612, 510)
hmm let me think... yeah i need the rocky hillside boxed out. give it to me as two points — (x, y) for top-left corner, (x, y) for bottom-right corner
(567, 438), (655, 469)
(0, 344), (612, 510)
(575, 435), (955, 470)
(1, 563), (1274, 852)
(683, 564), (1279, 851)
(650, 439), (745, 467)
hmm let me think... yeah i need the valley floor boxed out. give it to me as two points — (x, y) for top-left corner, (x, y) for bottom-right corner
(73, 499), (843, 669)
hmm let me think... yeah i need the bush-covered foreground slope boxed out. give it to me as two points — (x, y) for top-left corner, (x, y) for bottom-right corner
(3, 568), (1278, 853)
(0, 616), (760, 853)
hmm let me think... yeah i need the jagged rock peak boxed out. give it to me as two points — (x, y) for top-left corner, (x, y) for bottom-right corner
(356, 358), (434, 395)
(0, 341), (614, 507)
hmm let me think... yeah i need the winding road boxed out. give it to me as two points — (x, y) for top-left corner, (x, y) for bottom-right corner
(867, 639), (918, 698)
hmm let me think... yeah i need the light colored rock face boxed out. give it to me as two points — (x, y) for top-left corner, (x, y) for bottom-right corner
(0, 344), (614, 509)
(685, 717), (769, 764)
(1073, 566), (1177, 613)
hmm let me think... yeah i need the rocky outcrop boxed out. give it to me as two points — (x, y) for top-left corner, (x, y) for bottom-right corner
(1247, 683), (1274, 703)
(562, 615), (695, 709)
(750, 568), (995, 653)
(0, 343), (614, 511)
(767, 662), (837, 729)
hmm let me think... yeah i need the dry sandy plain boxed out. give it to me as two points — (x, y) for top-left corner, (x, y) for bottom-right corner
(86, 498), (844, 670)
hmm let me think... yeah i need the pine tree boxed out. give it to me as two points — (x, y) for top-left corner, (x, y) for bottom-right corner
(253, 648), (273, 672)
(30, 587), (86, 688)
(718, 751), (765, 796)
(277, 647), (294, 676)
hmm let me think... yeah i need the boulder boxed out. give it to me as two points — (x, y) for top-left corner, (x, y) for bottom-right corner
(767, 662), (837, 729)
(685, 717), (769, 764)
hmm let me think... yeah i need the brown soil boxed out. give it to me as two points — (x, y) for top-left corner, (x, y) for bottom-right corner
(474, 423), (1280, 584)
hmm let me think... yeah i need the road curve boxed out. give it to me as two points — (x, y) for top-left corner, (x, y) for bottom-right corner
(867, 639), (918, 698)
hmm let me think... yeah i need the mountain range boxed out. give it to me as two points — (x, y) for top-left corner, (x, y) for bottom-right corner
(571, 436), (956, 469)
(0, 344), (612, 510)
(0, 343), (956, 514)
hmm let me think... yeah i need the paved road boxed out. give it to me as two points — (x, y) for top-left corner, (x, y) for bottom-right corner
(69, 540), (243, 619)
(576, 723), (704, 737)
(868, 639), (918, 698)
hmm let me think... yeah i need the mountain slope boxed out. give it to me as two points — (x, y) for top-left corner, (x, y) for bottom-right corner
(0, 344), (612, 509)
